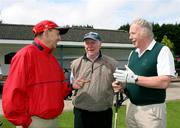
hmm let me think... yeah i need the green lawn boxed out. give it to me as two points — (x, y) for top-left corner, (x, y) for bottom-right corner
(0, 100), (180, 128)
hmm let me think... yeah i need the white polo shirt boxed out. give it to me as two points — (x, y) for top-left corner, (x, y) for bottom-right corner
(129, 39), (176, 77)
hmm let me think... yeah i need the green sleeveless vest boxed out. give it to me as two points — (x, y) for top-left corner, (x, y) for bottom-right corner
(127, 42), (165, 105)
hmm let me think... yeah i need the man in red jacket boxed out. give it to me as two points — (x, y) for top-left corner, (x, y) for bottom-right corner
(2, 20), (72, 128)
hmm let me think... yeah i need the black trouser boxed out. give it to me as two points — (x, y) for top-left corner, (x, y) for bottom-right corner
(73, 107), (112, 128)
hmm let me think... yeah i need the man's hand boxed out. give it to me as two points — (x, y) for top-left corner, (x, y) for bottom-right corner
(72, 77), (90, 89)
(112, 81), (124, 93)
(113, 65), (138, 84)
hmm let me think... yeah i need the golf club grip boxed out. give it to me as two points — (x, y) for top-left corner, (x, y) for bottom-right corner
(120, 93), (123, 101)
(115, 92), (119, 112)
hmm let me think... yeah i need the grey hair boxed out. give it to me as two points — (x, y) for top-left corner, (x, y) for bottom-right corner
(131, 18), (154, 39)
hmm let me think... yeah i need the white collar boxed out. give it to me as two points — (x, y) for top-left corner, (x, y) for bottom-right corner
(135, 39), (156, 57)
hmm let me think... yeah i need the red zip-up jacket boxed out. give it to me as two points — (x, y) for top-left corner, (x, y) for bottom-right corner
(2, 38), (71, 128)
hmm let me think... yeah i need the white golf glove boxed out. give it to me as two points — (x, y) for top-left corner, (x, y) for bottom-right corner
(113, 65), (138, 84)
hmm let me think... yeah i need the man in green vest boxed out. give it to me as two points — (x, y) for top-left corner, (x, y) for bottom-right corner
(112, 18), (176, 128)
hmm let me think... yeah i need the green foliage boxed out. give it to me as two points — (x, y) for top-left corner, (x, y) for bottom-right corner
(161, 35), (175, 57)
(118, 24), (129, 32)
(176, 62), (180, 68)
(153, 23), (180, 56)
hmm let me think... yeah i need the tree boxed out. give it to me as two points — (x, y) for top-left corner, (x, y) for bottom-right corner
(153, 23), (180, 55)
(161, 35), (175, 58)
(118, 24), (129, 32)
(72, 25), (93, 28)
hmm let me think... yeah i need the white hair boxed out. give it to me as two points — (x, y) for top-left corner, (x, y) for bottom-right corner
(131, 18), (154, 39)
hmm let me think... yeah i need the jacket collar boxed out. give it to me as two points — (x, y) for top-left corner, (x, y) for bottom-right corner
(83, 51), (102, 61)
(33, 38), (53, 54)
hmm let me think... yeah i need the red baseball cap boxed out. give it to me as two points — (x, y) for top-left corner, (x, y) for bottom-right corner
(32, 20), (69, 35)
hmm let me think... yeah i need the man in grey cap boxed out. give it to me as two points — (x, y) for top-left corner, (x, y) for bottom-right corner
(70, 32), (119, 128)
